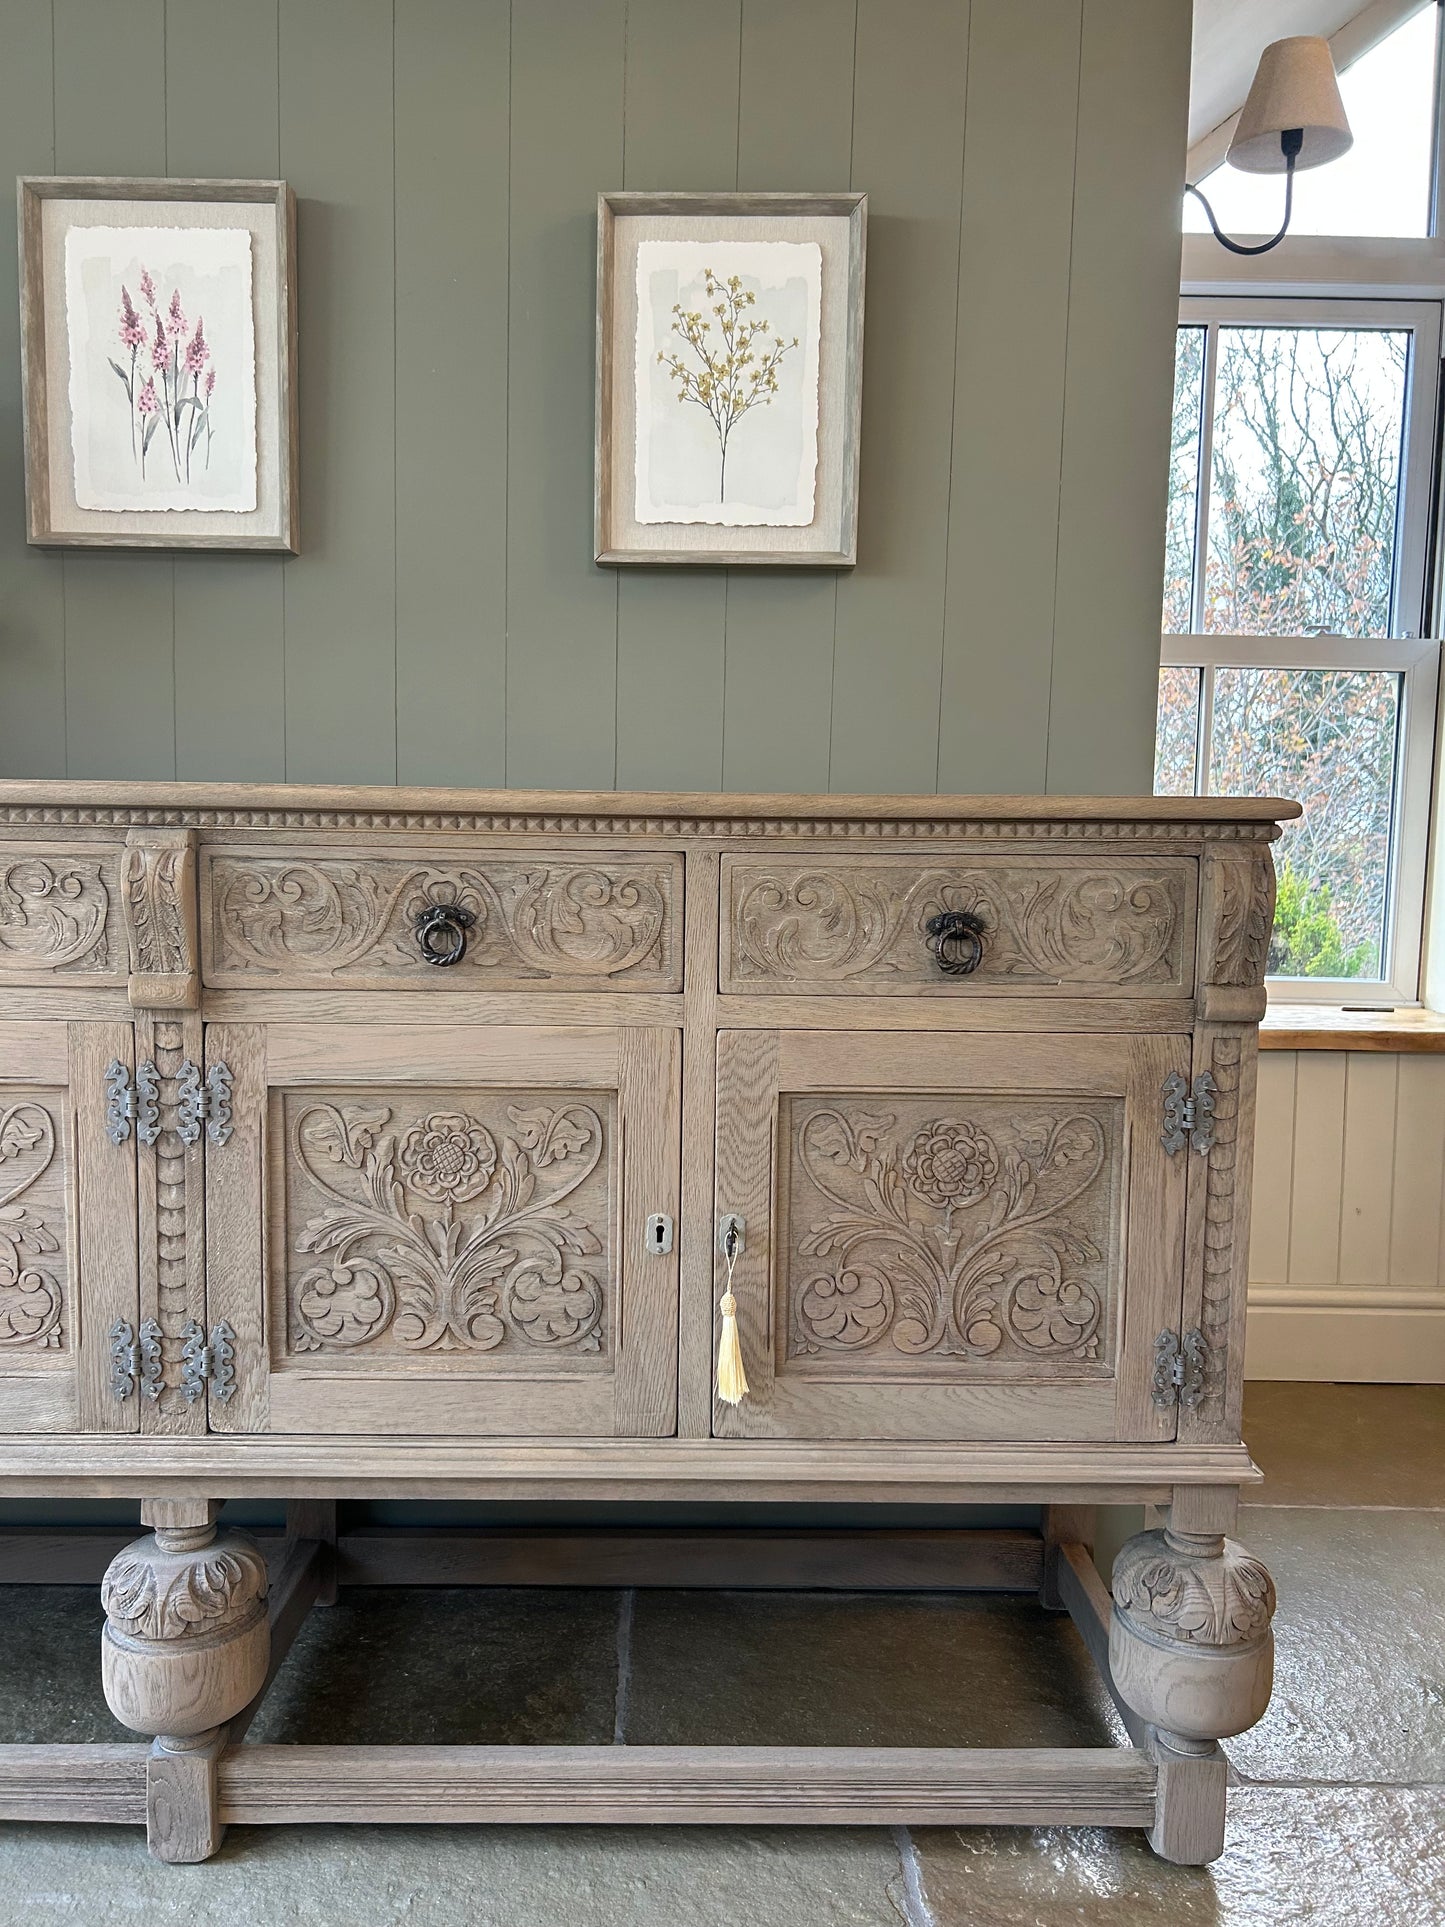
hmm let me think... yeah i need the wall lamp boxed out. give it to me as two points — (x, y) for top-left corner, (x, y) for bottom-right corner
(1186, 35), (1353, 255)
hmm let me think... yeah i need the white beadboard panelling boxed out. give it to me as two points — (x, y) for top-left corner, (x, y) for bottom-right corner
(1338, 1053), (1398, 1287)
(1248, 1048), (1445, 1382)
(1286, 1053), (1348, 1288)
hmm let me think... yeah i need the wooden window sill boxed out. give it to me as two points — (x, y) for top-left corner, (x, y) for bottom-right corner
(1260, 1005), (1445, 1052)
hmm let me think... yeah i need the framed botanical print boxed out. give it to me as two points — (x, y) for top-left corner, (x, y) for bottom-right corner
(18, 177), (298, 552)
(595, 191), (866, 567)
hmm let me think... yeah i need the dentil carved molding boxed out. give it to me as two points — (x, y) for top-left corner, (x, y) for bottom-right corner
(0, 853), (114, 974)
(783, 1097), (1117, 1368)
(1112, 1530), (1276, 1648)
(0, 1097), (65, 1349)
(284, 1092), (612, 1359)
(207, 855), (679, 987)
(726, 861), (1188, 991)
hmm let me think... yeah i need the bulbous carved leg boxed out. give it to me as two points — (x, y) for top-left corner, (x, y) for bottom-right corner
(1109, 1526), (1276, 1866)
(101, 1501), (270, 1863)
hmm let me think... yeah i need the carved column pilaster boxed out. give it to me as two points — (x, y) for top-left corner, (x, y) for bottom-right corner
(101, 1504), (269, 1861)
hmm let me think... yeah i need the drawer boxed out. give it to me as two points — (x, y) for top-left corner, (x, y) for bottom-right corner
(721, 854), (1197, 997)
(0, 844), (125, 985)
(201, 847), (684, 991)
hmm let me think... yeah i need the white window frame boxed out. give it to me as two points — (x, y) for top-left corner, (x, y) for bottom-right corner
(1164, 296), (1442, 1006)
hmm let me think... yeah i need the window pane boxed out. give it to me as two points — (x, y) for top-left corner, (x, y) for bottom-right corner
(1209, 667), (1400, 981)
(1154, 666), (1201, 796)
(1204, 327), (1407, 639)
(1163, 329), (1204, 633)
(1183, 4), (1438, 239)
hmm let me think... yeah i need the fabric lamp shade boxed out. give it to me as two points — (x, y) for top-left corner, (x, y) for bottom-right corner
(1227, 36), (1353, 173)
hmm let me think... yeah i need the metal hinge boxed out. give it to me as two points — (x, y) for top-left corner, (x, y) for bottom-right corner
(180, 1319), (237, 1404)
(1161, 1070), (1217, 1156)
(176, 1061), (234, 1148)
(104, 1060), (161, 1147)
(108, 1318), (163, 1402)
(1151, 1328), (1209, 1409)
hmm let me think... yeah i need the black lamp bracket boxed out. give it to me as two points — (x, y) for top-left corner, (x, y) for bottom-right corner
(1185, 126), (1304, 256)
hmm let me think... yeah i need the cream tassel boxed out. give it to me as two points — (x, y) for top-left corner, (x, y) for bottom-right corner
(716, 1222), (749, 1406)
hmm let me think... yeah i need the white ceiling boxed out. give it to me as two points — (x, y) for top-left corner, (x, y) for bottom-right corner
(1190, 0), (1396, 147)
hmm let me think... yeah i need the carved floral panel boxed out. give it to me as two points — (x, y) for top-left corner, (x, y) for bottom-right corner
(0, 1089), (68, 1352)
(277, 1087), (615, 1368)
(723, 857), (1193, 995)
(0, 848), (121, 980)
(779, 1094), (1121, 1376)
(205, 851), (682, 989)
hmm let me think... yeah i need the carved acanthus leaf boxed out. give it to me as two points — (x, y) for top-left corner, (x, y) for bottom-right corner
(1210, 856), (1276, 987)
(101, 1539), (269, 1642)
(0, 1099), (64, 1348)
(1112, 1530), (1276, 1646)
(784, 1098), (1116, 1368)
(729, 862), (1186, 990)
(285, 1092), (611, 1359)
(122, 838), (194, 978)
(0, 857), (111, 973)
(208, 857), (678, 987)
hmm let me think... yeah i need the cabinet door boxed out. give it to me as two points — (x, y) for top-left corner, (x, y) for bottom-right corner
(714, 1029), (1187, 1442)
(205, 1023), (680, 1436)
(0, 1022), (139, 1433)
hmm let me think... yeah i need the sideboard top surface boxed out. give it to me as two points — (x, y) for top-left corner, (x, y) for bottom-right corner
(0, 780), (1301, 840)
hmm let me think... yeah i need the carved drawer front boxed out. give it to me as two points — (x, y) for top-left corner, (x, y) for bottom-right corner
(0, 1022), (140, 1433)
(0, 845), (125, 984)
(203, 1022), (680, 1437)
(713, 1029), (1187, 1442)
(721, 855), (1196, 997)
(200, 847), (683, 991)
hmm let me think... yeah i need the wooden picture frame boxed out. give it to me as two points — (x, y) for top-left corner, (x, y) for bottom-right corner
(18, 177), (298, 553)
(595, 191), (866, 568)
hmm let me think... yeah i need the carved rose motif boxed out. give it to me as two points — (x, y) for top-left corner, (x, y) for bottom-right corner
(902, 1121), (999, 1209)
(399, 1113), (498, 1202)
(790, 1102), (1109, 1365)
(288, 1096), (608, 1356)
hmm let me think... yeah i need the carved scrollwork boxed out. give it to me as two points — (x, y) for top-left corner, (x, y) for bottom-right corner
(101, 1536), (269, 1643)
(285, 1092), (610, 1358)
(0, 857), (111, 974)
(1112, 1529), (1276, 1648)
(208, 856), (678, 987)
(785, 1099), (1116, 1367)
(728, 861), (1185, 991)
(0, 1100), (64, 1349)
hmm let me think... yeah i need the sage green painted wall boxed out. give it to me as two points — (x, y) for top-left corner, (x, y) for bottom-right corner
(0, 0), (1191, 797)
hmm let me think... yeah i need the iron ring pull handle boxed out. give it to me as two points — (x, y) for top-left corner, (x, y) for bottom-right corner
(413, 902), (475, 967)
(924, 909), (987, 978)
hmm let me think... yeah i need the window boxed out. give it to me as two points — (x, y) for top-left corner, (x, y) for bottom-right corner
(1183, 2), (1442, 240)
(1156, 302), (1441, 1001)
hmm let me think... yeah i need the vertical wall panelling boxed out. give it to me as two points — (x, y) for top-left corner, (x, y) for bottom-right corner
(723, 0), (857, 793)
(1389, 1055), (1445, 1286)
(0, 1), (64, 777)
(1, 0), (1194, 800)
(167, 0), (286, 782)
(613, 0), (739, 792)
(1337, 1053), (1398, 1286)
(505, 0), (626, 790)
(394, 0), (510, 788)
(1288, 1052), (1348, 1288)
(828, 0), (970, 795)
(53, 0), (177, 780)
(279, 0), (397, 784)
(1046, 0), (1191, 794)
(1249, 1052), (1296, 1286)
(937, 0), (1080, 796)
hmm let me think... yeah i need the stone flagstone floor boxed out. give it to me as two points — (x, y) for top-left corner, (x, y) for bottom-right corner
(0, 1381), (1440, 1925)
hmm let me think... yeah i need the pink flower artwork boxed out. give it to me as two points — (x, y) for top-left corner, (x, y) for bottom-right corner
(109, 263), (221, 487)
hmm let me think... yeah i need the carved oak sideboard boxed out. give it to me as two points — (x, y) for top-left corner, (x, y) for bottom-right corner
(0, 781), (1295, 1864)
